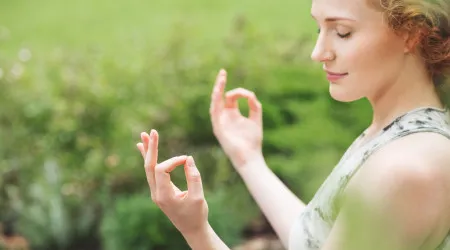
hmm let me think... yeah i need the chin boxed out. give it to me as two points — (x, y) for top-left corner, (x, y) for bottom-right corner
(328, 83), (362, 103)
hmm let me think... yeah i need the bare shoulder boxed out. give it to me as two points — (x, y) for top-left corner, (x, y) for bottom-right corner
(344, 132), (450, 248)
(365, 132), (450, 174)
(349, 131), (450, 200)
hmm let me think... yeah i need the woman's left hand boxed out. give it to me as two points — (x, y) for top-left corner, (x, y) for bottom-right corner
(136, 129), (209, 236)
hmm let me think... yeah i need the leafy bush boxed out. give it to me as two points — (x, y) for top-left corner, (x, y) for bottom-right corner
(0, 15), (372, 249)
(6, 160), (100, 250)
(100, 194), (188, 250)
(100, 185), (257, 250)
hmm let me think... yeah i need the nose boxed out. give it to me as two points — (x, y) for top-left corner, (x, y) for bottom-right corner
(311, 34), (335, 62)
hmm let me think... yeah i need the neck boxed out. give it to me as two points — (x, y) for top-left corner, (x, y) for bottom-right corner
(365, 70), (444, 136)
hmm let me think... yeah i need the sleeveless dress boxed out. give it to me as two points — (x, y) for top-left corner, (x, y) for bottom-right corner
(289, 106), (450, 250)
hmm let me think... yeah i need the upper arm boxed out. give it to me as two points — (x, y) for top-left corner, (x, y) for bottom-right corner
(321, 133), (450, 250)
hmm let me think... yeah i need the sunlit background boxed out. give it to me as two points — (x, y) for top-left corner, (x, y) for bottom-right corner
(0, 1), (378, 249)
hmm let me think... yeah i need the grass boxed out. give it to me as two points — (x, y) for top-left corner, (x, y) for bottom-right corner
(0, 0), (316, 61)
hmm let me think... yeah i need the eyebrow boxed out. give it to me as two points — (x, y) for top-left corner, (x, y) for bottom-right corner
(311, 14), (356, 22)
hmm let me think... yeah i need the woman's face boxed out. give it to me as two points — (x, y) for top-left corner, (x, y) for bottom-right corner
(311, 0), (409, 102)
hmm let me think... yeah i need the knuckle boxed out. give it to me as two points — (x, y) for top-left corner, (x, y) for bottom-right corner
(145, 158), (156, 168)
(191, 197), (205, 205)
(144, 166), (152, 175)
(154, 164), (164, 173)
(190, 175), (202, 183)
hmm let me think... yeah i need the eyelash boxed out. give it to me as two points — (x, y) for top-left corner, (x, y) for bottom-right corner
(317, 29), (352, 39)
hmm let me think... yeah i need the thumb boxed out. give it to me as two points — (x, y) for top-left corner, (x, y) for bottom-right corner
(184, 156), (204, 200)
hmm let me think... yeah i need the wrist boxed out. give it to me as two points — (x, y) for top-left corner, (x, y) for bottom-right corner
(234, 154), (268, 175)
(182, 223), (223, 250)
(182, 221), (209, 240)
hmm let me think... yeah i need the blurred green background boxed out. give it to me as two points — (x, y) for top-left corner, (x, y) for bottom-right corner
(0, 0), (376, 249)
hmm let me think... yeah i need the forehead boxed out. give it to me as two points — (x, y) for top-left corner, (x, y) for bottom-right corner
(311, 0), (382, 22)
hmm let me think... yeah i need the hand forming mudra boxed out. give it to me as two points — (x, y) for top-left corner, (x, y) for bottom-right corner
(135, 69), (265, 248)
(136, 129), (208, 237)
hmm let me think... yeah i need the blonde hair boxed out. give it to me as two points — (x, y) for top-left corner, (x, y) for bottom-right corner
(374, 0), (450, 84)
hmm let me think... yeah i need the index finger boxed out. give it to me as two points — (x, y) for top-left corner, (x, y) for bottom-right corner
(209, 69), (227, 120)
(154, 155), (188, 198)
(225, 88), (263, 125)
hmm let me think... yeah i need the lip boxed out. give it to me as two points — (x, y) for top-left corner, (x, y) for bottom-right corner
(325, 70), (348, 82)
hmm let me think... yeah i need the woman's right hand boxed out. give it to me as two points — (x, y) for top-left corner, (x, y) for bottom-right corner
(209, 69), (264, 169)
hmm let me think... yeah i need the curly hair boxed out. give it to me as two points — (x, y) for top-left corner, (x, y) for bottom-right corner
(372, 0), (450, 85)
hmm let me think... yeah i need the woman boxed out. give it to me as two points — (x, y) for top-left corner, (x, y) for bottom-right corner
(136, 0), (450, 249)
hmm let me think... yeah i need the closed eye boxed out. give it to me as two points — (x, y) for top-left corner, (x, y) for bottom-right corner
(317, 29), (352, 39)
(338, 32), (351, 38)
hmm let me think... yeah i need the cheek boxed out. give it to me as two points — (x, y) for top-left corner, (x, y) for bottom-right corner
(342, 32), (405, 88)
(329, 32), (405, 102)
(350, 34), (403, 69)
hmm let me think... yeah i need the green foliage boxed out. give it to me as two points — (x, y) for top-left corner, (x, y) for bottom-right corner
(206, 185), (261, 247)
(100, 194), (188, 250)
(0, 5), (373, 249)
(5, 160), (100, 250)
(100, 187), (257, 250)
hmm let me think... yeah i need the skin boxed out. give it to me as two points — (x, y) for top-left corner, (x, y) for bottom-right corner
(322, 132), (450, 250)
(311, 0), (445, 137)
(136, 0), (450, 249)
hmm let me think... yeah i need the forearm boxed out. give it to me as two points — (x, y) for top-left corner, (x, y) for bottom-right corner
(236, 155), (306, 248)
(183, 223), (230, 250)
